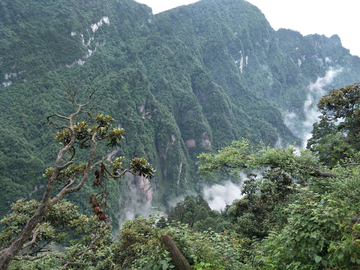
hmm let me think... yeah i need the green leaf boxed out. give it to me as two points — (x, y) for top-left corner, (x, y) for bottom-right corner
(338, 250), (344, 259)
(314, 255), (322, 263)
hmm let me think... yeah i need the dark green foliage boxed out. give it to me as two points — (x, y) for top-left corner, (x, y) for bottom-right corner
(182, 212), (194, 226)
(1, 200), (116, 270)
(167, 195), (230, 234)
(0, 0), (282, 220)
(256, 169), (360, 269)
(3, 0), (360, 268)
(307, 116), (352, 167)
(194, 206), (209, 223)
(197, 139), (360, 268)
(308, 83), (360, 166)
(1, 0), (360, 233)
(199, 217), (218, 232)
(113, 216), (244, 269)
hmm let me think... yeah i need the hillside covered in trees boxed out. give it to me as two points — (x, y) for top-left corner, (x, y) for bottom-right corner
(1, 0), (360, 222)
(1, 0), (360, 247)
(2, 0), (360, 268)
(2, 83), (360, 269)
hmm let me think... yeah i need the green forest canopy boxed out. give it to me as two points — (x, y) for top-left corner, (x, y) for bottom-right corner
(2, 0), (360, 222)
(2, 83), (360, 269)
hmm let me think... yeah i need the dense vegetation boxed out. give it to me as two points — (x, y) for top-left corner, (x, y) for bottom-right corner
(1, 0), (360, 223)
(0, 89), (156, 268)
(2, 0), (360, 268)
(2, 82), (360, 269)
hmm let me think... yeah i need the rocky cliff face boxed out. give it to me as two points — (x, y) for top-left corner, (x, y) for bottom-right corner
(126, 173), (153, 202)
(1, 0), (359, 221)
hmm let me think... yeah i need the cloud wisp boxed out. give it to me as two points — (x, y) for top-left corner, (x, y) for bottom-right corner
(202, 181), (243, 211)
(285, 68), (342, 149)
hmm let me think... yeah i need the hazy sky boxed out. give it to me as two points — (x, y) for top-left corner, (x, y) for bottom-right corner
(135, 0), (360, 57)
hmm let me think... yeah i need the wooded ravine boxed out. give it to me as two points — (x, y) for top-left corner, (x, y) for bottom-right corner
(1, 0), (360, 268)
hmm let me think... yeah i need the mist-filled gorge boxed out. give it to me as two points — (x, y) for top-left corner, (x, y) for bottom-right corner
(1, 0), (360, 269)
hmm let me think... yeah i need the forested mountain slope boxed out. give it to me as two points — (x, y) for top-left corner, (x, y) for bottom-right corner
(1, 0), (359, 223)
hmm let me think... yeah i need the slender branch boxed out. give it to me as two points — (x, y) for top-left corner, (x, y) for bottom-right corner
(300, 165), (337, 178)
(43, 120), (69, 130)
(50, 134), (99, 205)
(63, 253), (96, 268)
(73, 94), (94, 108)
(102, 166), (131, 179)
(58, 161), (74, 170)
(90, 158), (106, 171)
(114, 169), (131, 178)
(27, 241), (51, 256)
(69, 147), (76, 161)
(14, 253), (64, 261)
(22, 226), (42, 249)
(83, 110), (95, 121)
(293, 173), (306, 186)
(344, 163), (360, 167)
(62, 179), (76, 190)
(47, 113), (70, 122)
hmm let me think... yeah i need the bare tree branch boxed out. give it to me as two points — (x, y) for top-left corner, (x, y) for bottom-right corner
(90, 158), (106, 171)
(102, 166), (131, 179)
(21, 226), (42, 249)
(47, 113), (70, 122)
(300, 165), (337, 178)
(344, 163), (360, 167)
(58, 161), (74, 171)
(14, 253), (64, 261)
(293, 173), (306, 185)
(69, 147), (76, 161)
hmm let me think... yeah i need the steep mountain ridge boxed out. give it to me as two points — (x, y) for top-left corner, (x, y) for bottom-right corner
(155, 0), (360, 109)
(0, 0), (359, 225)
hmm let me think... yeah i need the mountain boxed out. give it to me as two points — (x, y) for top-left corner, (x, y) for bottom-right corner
(1, 0), (359, 224)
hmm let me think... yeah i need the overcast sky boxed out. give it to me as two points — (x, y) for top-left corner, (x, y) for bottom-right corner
(135, 0), (360, 57)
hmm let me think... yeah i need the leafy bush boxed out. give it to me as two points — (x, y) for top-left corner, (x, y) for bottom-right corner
(0, 200), (116, 270)
(113, 215), (244, 269)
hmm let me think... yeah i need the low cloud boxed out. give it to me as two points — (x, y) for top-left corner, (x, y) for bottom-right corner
(308, 68), (341, 93)
(117, 186), (160, 228)
(202, 181), (243, 211)
(118, 200), (153, 226)
(117, 179), (244, 226)
(285, 67), (342, 148)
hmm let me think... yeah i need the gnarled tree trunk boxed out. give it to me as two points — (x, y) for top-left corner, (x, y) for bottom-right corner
(161, 234), (192, 270)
